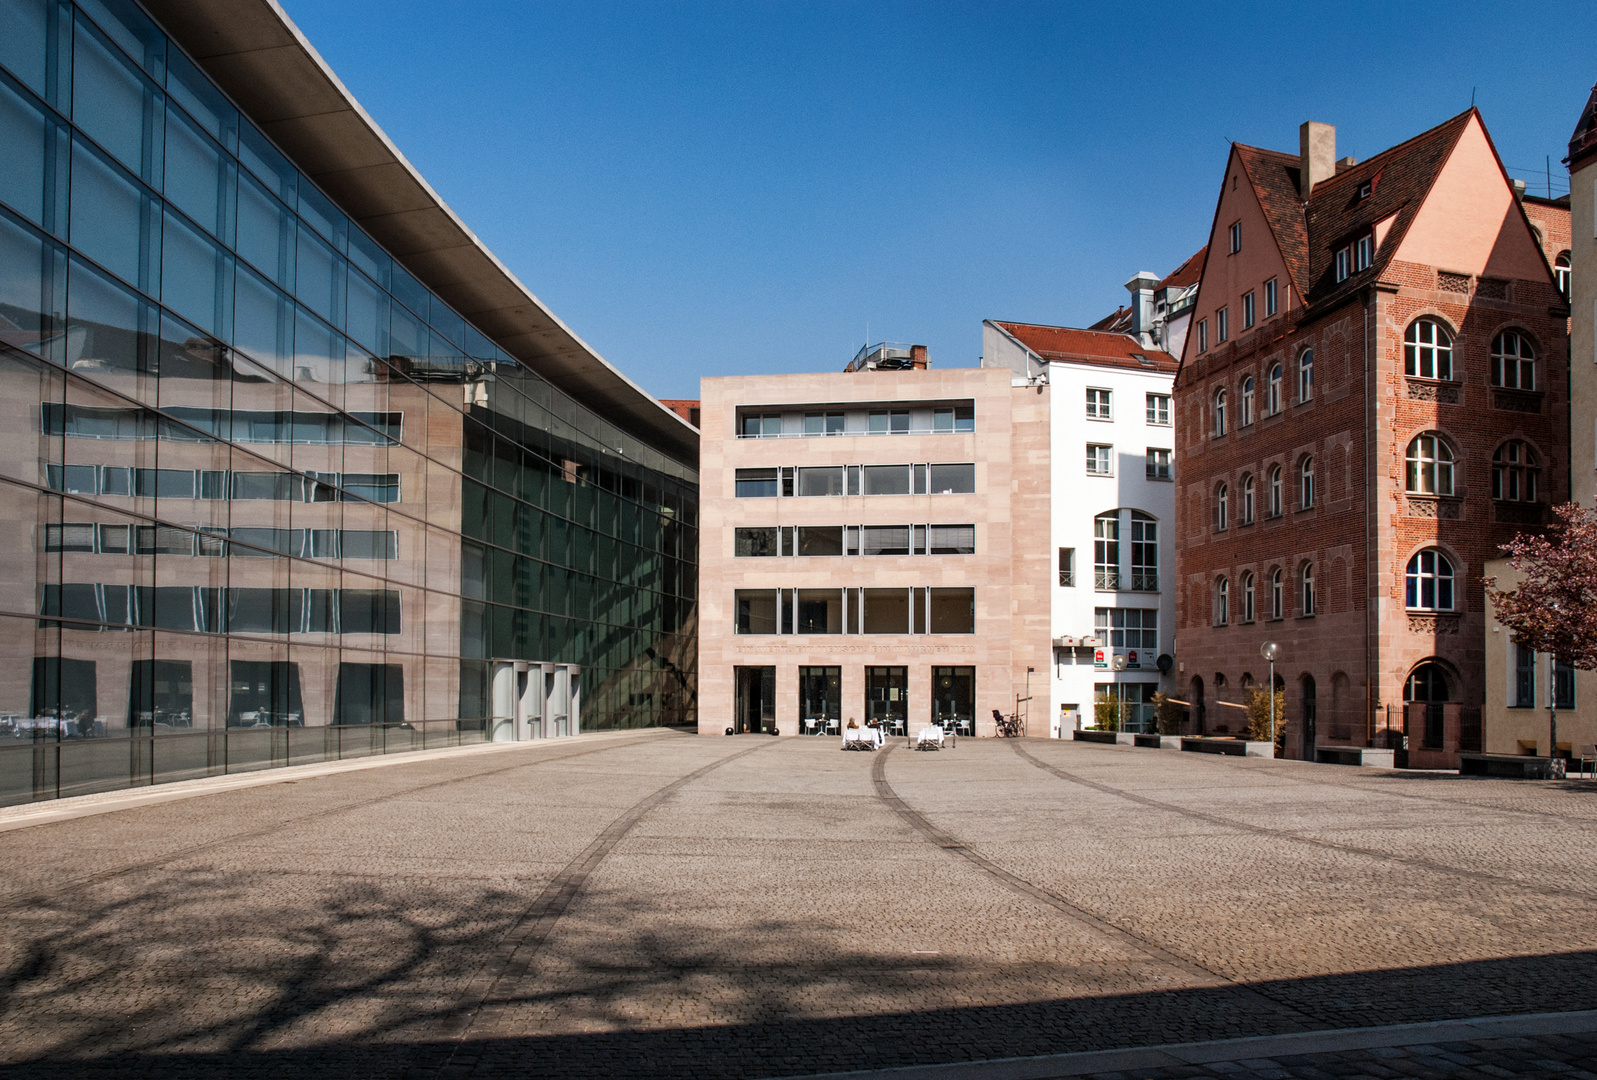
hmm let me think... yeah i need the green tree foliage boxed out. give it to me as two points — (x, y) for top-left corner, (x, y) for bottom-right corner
(1246, 688), (1287, 752)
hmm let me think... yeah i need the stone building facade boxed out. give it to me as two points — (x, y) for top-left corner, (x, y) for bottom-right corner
(1173, 110), (1570, 765)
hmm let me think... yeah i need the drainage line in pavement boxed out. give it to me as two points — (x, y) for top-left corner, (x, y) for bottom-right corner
(0, 732), (673, 912)
(1009, 740), (1597, 904)
(868, 746), (1318, 1028)
(435, 738), (775, 1077)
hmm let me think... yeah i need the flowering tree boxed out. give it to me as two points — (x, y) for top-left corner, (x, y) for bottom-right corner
(1484, 503), (1597, 762)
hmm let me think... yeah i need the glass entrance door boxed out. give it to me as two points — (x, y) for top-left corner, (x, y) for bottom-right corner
(799, 667), (840, 735)
(932, 667), (974, 735)
(865, 666), (907, 734)
(735, 666), (775, 733)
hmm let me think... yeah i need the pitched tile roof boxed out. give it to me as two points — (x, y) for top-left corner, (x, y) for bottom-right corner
(1159, 246), (1208, 291)
(992, 322), (1178, 373)
(1087, 305), (1132, 333)
(1235, 145), (1310, 296)
(1570, 82), (1597, 170)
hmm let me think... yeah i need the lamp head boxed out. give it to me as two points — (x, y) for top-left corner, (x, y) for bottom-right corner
(1260, 641), (1279, 661)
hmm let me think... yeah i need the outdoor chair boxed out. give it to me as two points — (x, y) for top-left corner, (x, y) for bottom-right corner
(1579, 744), (1596, 778)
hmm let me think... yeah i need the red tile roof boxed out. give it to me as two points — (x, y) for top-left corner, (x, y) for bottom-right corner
(992, 322), (1179, 373)
(1235, 144), (1311, 297)
(1158, 245), (1208, 291)
(1087, 305), (1132, 333)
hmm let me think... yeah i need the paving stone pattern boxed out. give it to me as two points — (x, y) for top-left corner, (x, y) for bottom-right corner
(1, 734), (1595, 1078)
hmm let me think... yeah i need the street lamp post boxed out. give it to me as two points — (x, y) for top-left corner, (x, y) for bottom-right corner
(1260, 641), (1280, 752)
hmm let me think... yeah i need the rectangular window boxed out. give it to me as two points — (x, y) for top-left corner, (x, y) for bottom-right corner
(1058, 547), (1075, 587)
(862, 588), (909, 634)
(844, 525), (859, 556)
(796, 466), (845, 497)
(1094, 608), (1158, 651)
(734, 468), (779, 498)
(1557, 660), (1576, 710)
(1216, 307), (1229, 342)
(912, 524), (927, 555)
(1086, 388), (1112, 419)
(1242, 290), (1255, 329)
(928, 588), (975, 634)
(735, 590), (778, 634)
(1094, 515), (1119, 590)
(913, 463), (928, 494)
(1197, 319), (1208, 352)
(1229, 221), (1241, 253)
(1264, 278), (1278, 316)
(1355, 234), (1373, 271)
(928, 524), (975, 555)
(1335, 247), (1351, 282)
(861, 525), (911, 556)
(796, 526), (843, 556)
(1146, 394), (1171, 425)
(740, 413), (782, 437)
(1145, 448), (1172, 480)
(861, 464), (910, 495)
(1513, 641), (1536, 708)
(1086, 444), (1112, 475)
(795, 590), (843, 634)
(735, 527), (778, 556)
(1129, 516), (1157, 591)
(45, 524), (96, 552)
(926, 463), (974, 493)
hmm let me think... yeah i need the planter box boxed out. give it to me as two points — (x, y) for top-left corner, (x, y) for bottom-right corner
(1134, 734), (1183, 749)
(1315, 746), (1396, 768)
(1181, 737), (1274, 758)
(1458, 753), (1565, 779)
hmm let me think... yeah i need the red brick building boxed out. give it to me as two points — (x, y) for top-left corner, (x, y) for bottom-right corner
(1172, 110), (1570, 765)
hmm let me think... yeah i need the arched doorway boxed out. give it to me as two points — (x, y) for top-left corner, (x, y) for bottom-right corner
(1404, 662), (1452, 751)
(1300, 674), (1317, 760)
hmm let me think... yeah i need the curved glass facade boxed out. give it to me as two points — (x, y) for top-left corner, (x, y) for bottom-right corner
(0, 0), (698, 804)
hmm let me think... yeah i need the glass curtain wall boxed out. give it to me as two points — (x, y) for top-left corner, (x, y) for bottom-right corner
(0, 0), (697, 806)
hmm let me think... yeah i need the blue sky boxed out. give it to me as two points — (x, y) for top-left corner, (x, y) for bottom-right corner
(281, 1), (1590, 401)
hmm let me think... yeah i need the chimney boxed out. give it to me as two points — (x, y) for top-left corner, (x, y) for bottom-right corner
(1299, 121), (1336, 197)
(1124, 271), (1161, 348)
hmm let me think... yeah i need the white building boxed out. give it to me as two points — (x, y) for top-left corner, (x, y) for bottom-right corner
(983, 321), (1178, 734)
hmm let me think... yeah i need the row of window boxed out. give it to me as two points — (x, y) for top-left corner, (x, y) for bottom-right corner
(45, 523), (398, 559)
(1214, 459), (1315, 529)
(1083, 390), (1173, 426)
(1404, 435), (1540, 502)
(40, 583), (401, 635)
(733, 587), (975, 635)
(732, 666), (978, 733)
(735, 525), (976, 557)
(47, 464), (402, 503)
(739, 406), (975, 438)
(1213, 564), (1315, 625)
(1212, 353), (1312, 435)
(43, 403), (403, 445)
(1511, 642), (1575, 710)
(734, 464), (975, 498)
(1197, 268), (1280, 352)
(1085, 445), (1173, 479)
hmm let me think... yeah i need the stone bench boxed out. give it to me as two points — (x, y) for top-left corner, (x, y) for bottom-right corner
(1133, 733), (1183, 749)
(1458, 753), (1565, 779)
(1181, 737), (1274, 758)
(1314, 746), (1396, 768)
(1073, 730), (1134, 745)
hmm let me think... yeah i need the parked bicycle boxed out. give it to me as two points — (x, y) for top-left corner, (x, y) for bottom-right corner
(991, 709), (1024, 738)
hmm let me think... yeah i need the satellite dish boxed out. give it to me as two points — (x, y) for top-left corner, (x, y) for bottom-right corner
(1156, 653), (1174, 673)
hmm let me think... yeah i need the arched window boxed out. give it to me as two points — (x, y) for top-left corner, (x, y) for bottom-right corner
(1270, 567), (1284, 620)
(1240, 376), (1255, 426)
(1241, 472), (1256, 525)
(1266, 363), (1283, 415)
(1268, 465), (1283, 517)
(1241, 571), (1256, 623)
(1492, 441), (1539, 502)
(1298, 349), (1314, 402)
(1556, 252), (1571, 299)
(1214, 388), (1228, 436)
(1214, 482), (1229, 531)
(1214, 577), (1229, 626)
(1300, 561), (1316, 616)
(1299, 456), (1315, 509)
(1094, 511), (1120, 589)
(1404, 433), (1455, 496)
(1491, 330), (1536, 391)
(1405, 549), (1456, 611)
(1404, 319), (1453, 380)
(1405, 663), (1451, 702)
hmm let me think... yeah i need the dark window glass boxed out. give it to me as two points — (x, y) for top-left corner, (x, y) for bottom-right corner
(0, 212), (50, 355)
(73, 17), (164, 185)
(339, 589), (401, 635)
(735, 589), (777, 634)
(238, 119), (296, 203)
(796, 526), (842, 556)
(862, 588), (908, 633)
(163, 104), (234, 242)
(795, 589), (841, 634)
(735, 527), (777, 556)
(230, 527), (296, 557)
(861, 465), (909, 495)
(0, 76), (49, 226)
(295, 222), (344, 325)
(334, 663), (404, 725)
(929, 588), (975, 634)
(235, 171), (295, 290)
(161, 209), (232, 337)
(861, 525), (910, 556)
(340, 473), (399, 503)
(340, 530), (397, 560)
(0, 0), (49, 96)
(929, 524), (975, 555)
(927, 463), (975, 493)
(735, 467), (778, 498)
(70, 139), (160, 293)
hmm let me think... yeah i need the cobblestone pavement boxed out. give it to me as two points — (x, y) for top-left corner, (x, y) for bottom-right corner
(1, 733), (1595, 1079)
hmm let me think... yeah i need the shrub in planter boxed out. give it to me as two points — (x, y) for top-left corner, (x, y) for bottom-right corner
(1245, 688), (1288, 753)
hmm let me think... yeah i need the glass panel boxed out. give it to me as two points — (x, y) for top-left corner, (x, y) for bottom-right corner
(73, 18), (163, 185)
(861, 465), (909, 495)
(295, 222), (344, 325)
(861, 526), (909, 556)
(345, 267), (388, 354)
(796, 466), (843, 496)
(66, 255), (152, 375)
(164, 49), (236, 150)
(163, 104), (234, 242)
(929, 588), (974, 633)
(346, 226), (390, 290)
(70, 138), (160, 292)
(232, 262), (292, 376)
(796, 526), (842, 556)
(734, 527), (777, 556)
(0, 76), (48, 226)
(734, 468), (778, 497)
(0, 0), (49, 96)
(161, 209), (231, 337)
(0, 210), (51, 356)
(928, 524), (975, 554)
(862, 588), (908, 633)
(795, 590), (841, 634)
(927, 463), (975, 493)
(296, 180), (345, 250)
(238, 120), (296, 204)
(235, 171), (294, 290)
(734, 590), (776, 634)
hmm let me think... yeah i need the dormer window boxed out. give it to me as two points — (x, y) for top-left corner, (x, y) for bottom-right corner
(1355, 234), (1373, 271)
(1358, 180), (1372, 199)
(1229, 222), (1242, 254)
(1334, 247), (1351, 282)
